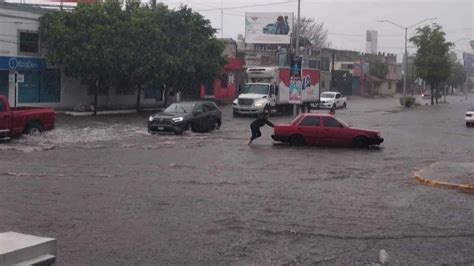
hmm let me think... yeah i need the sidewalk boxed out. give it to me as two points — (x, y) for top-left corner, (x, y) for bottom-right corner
(414, 162), (474, 193)
(60, 107), (162, 116)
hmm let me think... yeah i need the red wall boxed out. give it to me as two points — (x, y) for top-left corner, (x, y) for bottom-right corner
(201, 58), (243, 102)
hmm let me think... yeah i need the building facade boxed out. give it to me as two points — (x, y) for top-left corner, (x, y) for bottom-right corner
(201, 38), (244, 102)
(0, 2), (163, 110)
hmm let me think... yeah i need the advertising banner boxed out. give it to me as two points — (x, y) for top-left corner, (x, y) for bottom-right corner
(290, 55), (302, 79)
(279, 68), (320, 104)
(289, 79), (302, 104)
(245, 12), (293, 44)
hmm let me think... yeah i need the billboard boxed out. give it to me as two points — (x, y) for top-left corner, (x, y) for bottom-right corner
(245, 12), (294, 44)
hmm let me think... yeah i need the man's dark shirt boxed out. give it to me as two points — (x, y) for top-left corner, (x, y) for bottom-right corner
(251, 117), (274, 129)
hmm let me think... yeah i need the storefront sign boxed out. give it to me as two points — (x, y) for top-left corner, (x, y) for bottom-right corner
(0, 56), (46, 70)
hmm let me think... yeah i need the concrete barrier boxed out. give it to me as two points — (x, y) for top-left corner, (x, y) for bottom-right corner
(0, 232), (56, 266)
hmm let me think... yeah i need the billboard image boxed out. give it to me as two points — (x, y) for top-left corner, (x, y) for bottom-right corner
(245, 12), (294, 44)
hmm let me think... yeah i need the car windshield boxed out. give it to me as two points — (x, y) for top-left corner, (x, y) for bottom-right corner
(321, 92), (335, 98)
(164, 103), (195, 113)
(241, 84), (269, 95)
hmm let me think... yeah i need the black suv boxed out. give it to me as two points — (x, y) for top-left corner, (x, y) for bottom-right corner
(148, 101), (222, 135)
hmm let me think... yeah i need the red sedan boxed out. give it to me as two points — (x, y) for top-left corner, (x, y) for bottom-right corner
(271, 113), (383, 147)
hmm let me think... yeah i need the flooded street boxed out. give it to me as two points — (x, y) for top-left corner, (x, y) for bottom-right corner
(1, 96), (473, 265)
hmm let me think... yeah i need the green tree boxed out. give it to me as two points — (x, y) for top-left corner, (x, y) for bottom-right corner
(368, 60), (388, 80)
(40, 2), (120, 114)
(40, 1), (225, 112)
(446, 52), (467, 94)
(447, 62), (467, 93)
(409, 24), (453, 105)
(159, 5), (226, 100)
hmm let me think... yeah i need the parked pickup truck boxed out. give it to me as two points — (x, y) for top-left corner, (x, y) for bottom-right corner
(318, 91), (347, 109)
(0, 95), (56, 140)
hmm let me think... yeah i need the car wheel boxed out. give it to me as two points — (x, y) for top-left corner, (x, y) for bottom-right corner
(352, 136), (369, 148)
(25, 122), (43, 136)
(289, 135), (306, 146)
(343, 102), (347, 109)
(467, 122), (472, 127)
(232, 111), (239, 117)
(190, 123), (198, 133)
(332, 103), (337, 110)
(185, 123), (192, 131)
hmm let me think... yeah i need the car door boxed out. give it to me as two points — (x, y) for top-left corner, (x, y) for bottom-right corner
(295, 116), (321, 145)
(320, 116), (345, 145)
(193, 103), (207, 130)
(0, 100), (11, 138)
(204, 102), (217, 120)
(204, 102), (219, 128)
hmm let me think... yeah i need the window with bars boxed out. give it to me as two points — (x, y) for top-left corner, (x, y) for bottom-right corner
(19, 31), (39, 54)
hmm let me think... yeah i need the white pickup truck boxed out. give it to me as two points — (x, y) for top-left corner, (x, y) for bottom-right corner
(318, 91), (347, 109)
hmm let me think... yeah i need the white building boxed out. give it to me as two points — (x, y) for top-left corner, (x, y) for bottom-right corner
(0, 1), (163, 110)
(366, 30), (377, 55)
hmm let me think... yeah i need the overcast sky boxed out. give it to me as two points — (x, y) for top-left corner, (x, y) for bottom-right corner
(6, 0), (473, 62)
(163, 0), (474, 62)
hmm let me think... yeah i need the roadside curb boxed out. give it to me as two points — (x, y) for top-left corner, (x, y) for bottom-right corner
(414, 163), (474, 193)
(60, 110), (137, 116)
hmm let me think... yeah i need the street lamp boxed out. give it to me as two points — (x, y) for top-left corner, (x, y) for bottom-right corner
(378, 17), (436, 106)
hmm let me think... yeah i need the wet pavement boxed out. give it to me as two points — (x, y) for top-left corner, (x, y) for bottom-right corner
(1, 95), (473, 265)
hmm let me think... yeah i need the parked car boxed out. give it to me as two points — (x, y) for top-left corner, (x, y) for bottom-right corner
(0, 95), (56, 140)
(271, 113), (383, 147)
(466, 108), (474, 127)
(148, 101), (222, 135)
(318, 91), (347, 109)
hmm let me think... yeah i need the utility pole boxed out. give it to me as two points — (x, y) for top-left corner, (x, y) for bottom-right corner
(293, 0), (301, 117)
(221, 0), (224, 39)
(404, 27), (407, 105)
(379, 17), (436, 106)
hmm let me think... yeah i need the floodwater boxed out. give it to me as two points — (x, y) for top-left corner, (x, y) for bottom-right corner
(0, 95), (473, 265)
